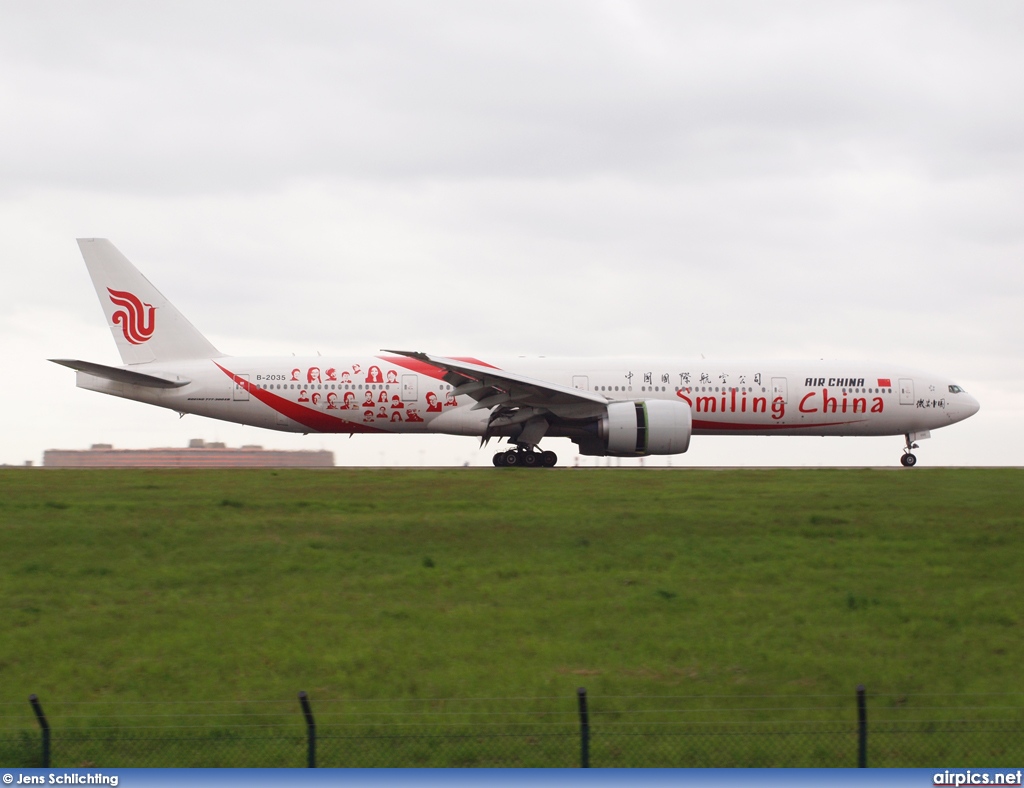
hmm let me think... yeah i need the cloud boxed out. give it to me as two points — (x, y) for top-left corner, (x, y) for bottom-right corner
(4, 2), (1022, 192)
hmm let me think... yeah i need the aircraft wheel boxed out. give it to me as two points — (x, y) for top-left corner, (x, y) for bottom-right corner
(541, 451), (558, 468)
(901, 453), (917, 467)
(503, 449), (520, 467)
(522, 451), (540, 467)
(492, 453), (504, 467)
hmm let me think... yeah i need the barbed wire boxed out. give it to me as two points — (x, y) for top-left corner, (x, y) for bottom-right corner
(5, 702), (1023, 722)
(3, 719), (1023, 735)
(3, 691), (1022, 707)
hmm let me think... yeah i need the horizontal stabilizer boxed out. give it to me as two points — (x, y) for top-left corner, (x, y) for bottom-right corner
(49, 359), (191, 388)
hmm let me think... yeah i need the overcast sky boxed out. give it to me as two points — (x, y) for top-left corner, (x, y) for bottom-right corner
(2, 1), (1021, 467)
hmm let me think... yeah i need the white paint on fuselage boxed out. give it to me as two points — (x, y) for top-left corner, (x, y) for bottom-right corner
(77, 356), (980, 442)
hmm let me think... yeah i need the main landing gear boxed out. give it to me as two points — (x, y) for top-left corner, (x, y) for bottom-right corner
(492, 446), (558, 468)
(901, 434), (919, 467)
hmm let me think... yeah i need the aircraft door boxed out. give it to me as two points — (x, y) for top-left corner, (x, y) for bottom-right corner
(899, 378), (914, 405)
(572, 375), (589, 390)
(233, 374), (250, 401)
(771, 377), (788, 403)
(402, 374), (418, 402)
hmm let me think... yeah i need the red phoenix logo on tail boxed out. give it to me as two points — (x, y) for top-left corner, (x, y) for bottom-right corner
(107, 288), (156, 344)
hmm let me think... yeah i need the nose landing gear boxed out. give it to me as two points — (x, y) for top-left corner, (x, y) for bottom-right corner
(901, 434), (919, 467)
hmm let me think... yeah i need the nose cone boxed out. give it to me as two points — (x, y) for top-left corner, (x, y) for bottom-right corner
(949, 390), (981, 424)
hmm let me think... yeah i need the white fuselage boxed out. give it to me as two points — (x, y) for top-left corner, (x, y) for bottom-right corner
(76, 354), (980, 441)
(61, 239), (980, 465)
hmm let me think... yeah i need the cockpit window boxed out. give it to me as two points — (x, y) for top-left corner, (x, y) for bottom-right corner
(948, 385), (965, 394)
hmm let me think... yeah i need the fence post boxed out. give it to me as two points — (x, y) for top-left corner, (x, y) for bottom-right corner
(577, 687), (590, 768)
(298, 691), (316, 768)
(29, 694), (50, 768)
(856, 684), (867, 768)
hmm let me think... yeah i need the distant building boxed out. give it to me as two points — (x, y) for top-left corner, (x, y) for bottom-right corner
(44, 439), (334, 468)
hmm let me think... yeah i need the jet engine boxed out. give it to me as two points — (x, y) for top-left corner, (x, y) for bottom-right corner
(573, 400), (692, 457)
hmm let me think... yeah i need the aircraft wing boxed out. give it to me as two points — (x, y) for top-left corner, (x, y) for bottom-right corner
(382, 350), (607, 416)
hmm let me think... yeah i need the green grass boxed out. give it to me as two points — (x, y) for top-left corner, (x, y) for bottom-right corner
(1, 467), (1022, 766)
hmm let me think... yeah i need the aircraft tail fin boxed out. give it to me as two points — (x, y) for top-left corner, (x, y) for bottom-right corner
(77, 239), (222, 364)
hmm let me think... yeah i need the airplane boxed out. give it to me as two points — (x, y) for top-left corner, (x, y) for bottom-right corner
(51, 239), (980, 468)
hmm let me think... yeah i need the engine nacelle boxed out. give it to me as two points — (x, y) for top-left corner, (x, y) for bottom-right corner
(578, 400), (692, 457)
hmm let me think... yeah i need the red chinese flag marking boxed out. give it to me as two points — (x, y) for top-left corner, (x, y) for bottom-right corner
(877, 378), (891, 387)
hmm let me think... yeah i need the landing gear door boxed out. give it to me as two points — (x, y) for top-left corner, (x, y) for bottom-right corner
(899, 378), (914, 405)
(771, 377), (788, 404)
(402, 374), (418, 402)
(233, 374), (250, 401)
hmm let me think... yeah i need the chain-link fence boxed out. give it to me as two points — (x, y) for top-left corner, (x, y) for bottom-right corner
(3, 690), (1022, 768)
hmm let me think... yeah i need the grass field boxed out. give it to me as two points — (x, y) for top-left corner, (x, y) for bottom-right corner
(1, 467), (1022, 766)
